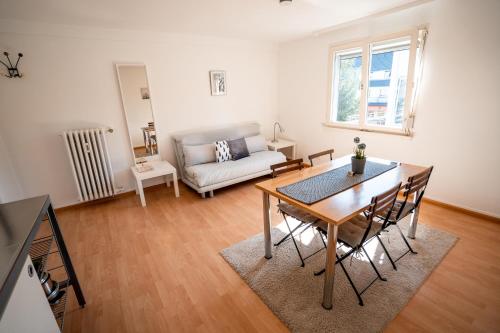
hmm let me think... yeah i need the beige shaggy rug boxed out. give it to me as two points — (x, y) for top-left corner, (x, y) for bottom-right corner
(220, 217), (457, 333)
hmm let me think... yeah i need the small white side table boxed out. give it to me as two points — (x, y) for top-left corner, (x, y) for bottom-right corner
(266, 138), (296, 160)
(130, 160), (179, 207)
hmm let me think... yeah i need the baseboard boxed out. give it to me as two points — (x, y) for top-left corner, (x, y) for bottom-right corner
(54, 183), (171, 213)
(422, 197), (500, 223)
(54, 190), (135, 212)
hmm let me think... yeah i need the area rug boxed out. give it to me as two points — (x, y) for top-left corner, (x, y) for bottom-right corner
(220, 217), (457, 333)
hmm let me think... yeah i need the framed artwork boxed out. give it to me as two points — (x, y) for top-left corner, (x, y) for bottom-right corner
(209, 70), (226, 96)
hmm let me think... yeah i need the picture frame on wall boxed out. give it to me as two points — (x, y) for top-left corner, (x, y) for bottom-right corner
(209, 70), (226, 96)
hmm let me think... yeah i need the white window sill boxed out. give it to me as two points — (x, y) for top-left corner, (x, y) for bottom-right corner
(322, 122), (412, 137)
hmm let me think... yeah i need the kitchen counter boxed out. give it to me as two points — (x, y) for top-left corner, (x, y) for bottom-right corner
(0, 195), (51, 318)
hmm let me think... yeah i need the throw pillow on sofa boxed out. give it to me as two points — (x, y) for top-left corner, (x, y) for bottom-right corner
(183, 143), (216, 167)
(215, 140), (232, 163)
(227, 137), (250, 160)
(245, 135), (268, 153)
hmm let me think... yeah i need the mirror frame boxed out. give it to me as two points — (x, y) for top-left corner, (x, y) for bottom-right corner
(116, 63), (160, 165)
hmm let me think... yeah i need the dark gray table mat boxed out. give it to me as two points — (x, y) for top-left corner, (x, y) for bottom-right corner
(276, 161), (398, 205)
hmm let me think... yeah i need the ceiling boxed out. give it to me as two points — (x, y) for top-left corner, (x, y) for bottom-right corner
(0, 0), (421, 42)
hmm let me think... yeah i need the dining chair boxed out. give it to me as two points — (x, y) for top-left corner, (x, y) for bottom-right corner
(376, 166), (434, 269)
(314, 182), (402, 306)
(308, 149), (334, 166)
(270, 158), (304, 177)
(270, 159), (323, 267)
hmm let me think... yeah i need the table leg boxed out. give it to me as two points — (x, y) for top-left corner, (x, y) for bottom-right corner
(262, 192), (272, 259)
(172, 171), (180, 198)
(322, 223), (338, 310)
(136, 179), (146, 207)
(164, 175), (171, 187)
(407, 189), (422, 239)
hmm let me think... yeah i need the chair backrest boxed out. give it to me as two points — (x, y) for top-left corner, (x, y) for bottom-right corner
(396, 166), (434, 220)
(270, 158), (304, 178)
(361, 182), (402, 245)
(308, 149), (334, 167)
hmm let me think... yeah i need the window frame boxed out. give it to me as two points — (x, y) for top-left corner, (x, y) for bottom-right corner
(325, 29), (420, 136)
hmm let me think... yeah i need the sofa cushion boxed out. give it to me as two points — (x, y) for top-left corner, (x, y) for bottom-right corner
(183, 143), (216, 167)
(245, 135), (267, 153)
(227, 137), (250, 160)
(185, 150), (286, 187)
(215, 140), (232, 163)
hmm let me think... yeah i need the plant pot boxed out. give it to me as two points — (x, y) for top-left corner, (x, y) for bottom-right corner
(351, 156), (366, 174)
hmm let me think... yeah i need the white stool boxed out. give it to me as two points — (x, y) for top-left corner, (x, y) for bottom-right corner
(131, 160), (180, 207)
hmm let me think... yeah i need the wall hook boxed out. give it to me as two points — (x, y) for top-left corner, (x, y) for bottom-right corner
(1, 51), (23, 78)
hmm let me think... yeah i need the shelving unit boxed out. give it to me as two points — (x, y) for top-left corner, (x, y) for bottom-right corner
(0, 196), (84, 333)
(30, 235), (53, 275)
(27, 207), (85, 332)
(30, 233), (68, 330)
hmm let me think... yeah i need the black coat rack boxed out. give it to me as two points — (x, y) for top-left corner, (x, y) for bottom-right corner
(1, 51), (23, 78)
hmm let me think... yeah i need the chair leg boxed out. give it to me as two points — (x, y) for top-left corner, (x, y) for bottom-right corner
(396, 224), (418, 254)
(361, 246), (387, 281)
(318, 229), (327, 248)
(313, 231), (328, 276)
(274, 221), (303, 246)
(314, 237), (381, 305)
(283, 214), (305, 267)
(313, 240), (364, 306)
(301, 226), (328, 261)
(376, 235), (397, 270)
(338, 257), (364, 306)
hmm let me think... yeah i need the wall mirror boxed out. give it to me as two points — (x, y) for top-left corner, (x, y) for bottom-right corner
(116, 64), (158, 164)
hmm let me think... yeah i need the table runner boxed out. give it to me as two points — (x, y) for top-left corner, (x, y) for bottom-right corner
(276, 161), (398, 205)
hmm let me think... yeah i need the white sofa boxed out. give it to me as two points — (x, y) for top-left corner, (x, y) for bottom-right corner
(172, 123), (286, 197)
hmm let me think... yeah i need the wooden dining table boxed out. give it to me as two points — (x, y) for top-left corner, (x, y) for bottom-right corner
(255, 155), (427, 310)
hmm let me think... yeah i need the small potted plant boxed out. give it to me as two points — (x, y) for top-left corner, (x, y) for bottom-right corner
(351, 137), (366, 174)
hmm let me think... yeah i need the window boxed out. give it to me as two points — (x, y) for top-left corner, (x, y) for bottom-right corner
(331, 48), (362, 124)
(327, 30), (426, 135)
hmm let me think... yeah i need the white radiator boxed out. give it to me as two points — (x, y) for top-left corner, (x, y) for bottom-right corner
(62, 128), (116, 202)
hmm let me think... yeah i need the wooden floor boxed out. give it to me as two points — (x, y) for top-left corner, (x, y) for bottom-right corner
(57, 179), (500, 333)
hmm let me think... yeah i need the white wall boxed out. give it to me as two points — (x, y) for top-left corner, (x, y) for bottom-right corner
(0, 133), (24, 203)
(0, 21), (278, 207)
(1, 1), (499, 216)
(117, 65), (154, 148)
(278, 0), (500, 217)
